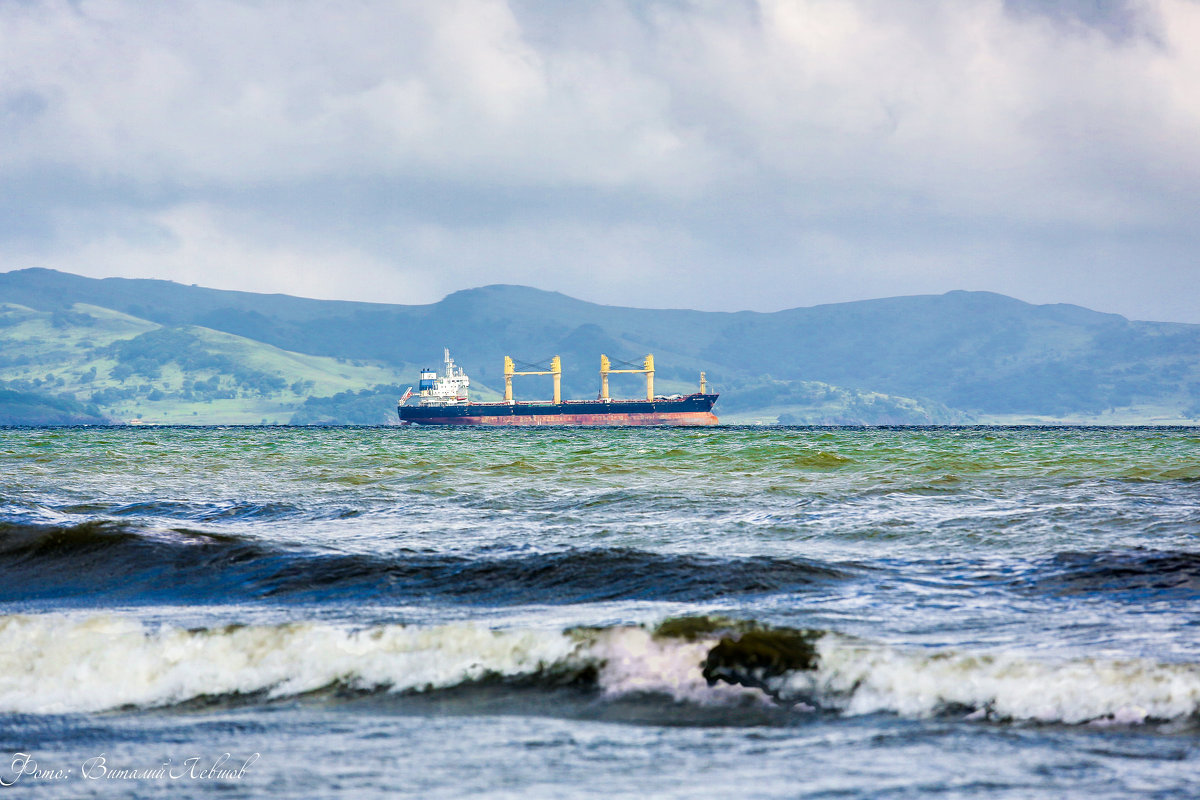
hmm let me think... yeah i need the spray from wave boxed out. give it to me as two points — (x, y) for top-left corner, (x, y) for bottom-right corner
(1, 614), (1197, 727)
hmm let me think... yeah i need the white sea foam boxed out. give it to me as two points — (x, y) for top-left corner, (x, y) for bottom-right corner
(588, 625), (768, 706)
(775, 634), (1200, 724)
(0, 614), (580, 714)
(2, 614), (1198, 724)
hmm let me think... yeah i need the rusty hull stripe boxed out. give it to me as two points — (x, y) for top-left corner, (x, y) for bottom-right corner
(406, 411), (718, 426)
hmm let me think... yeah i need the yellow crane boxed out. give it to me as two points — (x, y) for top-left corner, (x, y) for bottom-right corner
(599, 354), (655, 401)
(504, 356), (561, 404)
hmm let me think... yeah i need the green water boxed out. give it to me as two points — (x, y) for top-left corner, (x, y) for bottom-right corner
(0, 425), (1197, 798)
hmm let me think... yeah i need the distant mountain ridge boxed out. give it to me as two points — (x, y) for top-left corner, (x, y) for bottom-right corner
(1, 268), (1198, 424)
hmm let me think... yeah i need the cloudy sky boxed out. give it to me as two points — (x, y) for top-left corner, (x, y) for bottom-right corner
(2, 0), (1198, 320)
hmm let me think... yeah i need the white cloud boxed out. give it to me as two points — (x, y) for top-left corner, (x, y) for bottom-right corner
(1, 0), (1199, 320)
(0, 203), (438, 305)
(0, 0), (717, 191)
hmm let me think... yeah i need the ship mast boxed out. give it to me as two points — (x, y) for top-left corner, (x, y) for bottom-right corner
(599, 354), (655, 401)
(504, 356), (562, 404)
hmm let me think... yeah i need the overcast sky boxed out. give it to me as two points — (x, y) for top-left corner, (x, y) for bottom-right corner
(2, 0), (1198, 321)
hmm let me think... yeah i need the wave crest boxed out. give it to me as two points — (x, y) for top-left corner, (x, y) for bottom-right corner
(0, 522), (851, 605)
(1030, 549), (1200, 598)
(2, 613), (1198, 727)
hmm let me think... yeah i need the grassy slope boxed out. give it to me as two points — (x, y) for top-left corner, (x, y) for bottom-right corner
(0, 303), (450, 424)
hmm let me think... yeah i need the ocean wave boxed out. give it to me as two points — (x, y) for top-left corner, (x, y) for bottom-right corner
(51, 499), (325, 522)
(1022, 549), (1200, 598)
(773, 637), (1200, 725)
(0, 521), (851, 605)
(1, 613), (1197, 727)
(0, 614), (585, 714)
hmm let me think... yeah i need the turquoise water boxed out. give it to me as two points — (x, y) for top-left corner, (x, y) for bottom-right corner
(1, 426), (1198, 797)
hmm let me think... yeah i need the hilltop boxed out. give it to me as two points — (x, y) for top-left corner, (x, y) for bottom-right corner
(1, 268), (1197, 425)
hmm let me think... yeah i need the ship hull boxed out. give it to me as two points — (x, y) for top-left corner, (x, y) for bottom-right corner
(399, 395), (718, 426)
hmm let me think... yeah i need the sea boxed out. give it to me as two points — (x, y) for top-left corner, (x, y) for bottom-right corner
(0, 425), (1197, 798)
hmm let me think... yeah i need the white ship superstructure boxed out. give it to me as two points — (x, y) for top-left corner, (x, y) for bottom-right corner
(416, 349), (470, 406)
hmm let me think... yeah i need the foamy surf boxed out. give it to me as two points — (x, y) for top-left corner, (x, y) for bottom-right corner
(1, 613), (1198, 726)
(777, 636), (1200, 725)
(0, 614), (581, 714)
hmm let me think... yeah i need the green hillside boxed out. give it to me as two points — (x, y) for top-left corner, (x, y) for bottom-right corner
(2, 268), (1198, 425)
(0, 301), (436, 424)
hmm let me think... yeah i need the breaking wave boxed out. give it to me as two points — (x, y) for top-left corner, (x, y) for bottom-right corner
(1, 613), (1197, 727)
(0, 521), (851, 606)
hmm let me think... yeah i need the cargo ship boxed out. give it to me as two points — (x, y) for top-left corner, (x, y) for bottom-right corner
(398, 350), (718, 426)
